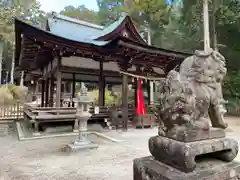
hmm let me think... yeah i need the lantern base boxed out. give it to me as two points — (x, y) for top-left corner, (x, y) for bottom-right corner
(65, 142), (98, 152)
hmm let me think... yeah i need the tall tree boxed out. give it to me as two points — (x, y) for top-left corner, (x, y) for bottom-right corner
(0, 0), (45, 84)
(96, 0), (125, 25)
(60, 5), (98, 24)
(181, 0), (240, 104)
(96, 0), (177, 47)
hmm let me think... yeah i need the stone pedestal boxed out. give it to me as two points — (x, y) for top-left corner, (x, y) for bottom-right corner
(133, 128), (240, 180)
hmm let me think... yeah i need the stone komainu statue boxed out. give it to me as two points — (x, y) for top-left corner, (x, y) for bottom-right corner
(159, 49), (227, 136)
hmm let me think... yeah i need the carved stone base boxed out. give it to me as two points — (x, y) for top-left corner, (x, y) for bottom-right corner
(149, 136), (238, 172)
(133, 156), (240, 180)
(159, 127), (226, 142)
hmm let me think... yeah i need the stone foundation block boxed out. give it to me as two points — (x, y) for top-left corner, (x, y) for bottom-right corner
(149, 136), (238, 173)
(133, 156), (240, 180)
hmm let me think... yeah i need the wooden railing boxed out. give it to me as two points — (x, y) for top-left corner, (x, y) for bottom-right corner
(0, 102), (24, 121)
(23, 103), (137, 133)
(23, 104), (77, 121)
(226, 106), (240, 116)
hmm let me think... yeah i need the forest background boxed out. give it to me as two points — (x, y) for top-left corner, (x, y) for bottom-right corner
(1, 0), (240, 107)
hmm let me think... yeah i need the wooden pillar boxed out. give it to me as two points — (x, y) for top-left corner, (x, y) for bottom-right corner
(49, 75), (54, 107)
(27, 83), (34, 102)
(122, 72), (128, 131)
(56, 57), (62, 107)
(41, 80), (45, 107)
(44, 78), (49, 107)
(72, 73), (76, 107)
(134, 78), (137, 107)
(35, 82), (38, 94)
(135, 66), (141, 108)
(150, 81), (154, 104)
(99, 60), (105, 106)
(147, 80), (151, 105)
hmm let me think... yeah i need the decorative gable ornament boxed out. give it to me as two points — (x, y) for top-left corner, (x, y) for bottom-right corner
(122, 30), (128, 37)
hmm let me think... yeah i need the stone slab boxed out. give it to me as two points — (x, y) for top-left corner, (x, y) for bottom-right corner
(32, 132), (41, 136)
(149, 136), (238, 173)
(161, 127), (225, 142)
(133, 156), (240, 180)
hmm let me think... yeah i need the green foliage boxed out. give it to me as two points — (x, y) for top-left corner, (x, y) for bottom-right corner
(96, 0), (125, 25)
(0, 0), (45, 81)
(88, 89), (118, 106)
(0, 84), (28, 105)
(131, 0), (172, 25)
(0, 0), (45, 44)
(60, 5), (98, 24)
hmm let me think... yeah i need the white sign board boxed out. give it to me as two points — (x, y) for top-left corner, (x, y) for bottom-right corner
(94, 106), (99, 114)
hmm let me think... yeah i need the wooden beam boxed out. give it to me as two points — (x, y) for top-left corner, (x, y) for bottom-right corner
(60, 66), (121, 77)
(118, 40), (188, 59)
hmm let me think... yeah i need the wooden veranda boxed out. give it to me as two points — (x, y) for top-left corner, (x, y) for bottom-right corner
(14, 13), (190, 132)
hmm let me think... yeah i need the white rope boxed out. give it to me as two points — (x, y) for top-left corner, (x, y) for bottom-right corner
(119, 71), (165, 81)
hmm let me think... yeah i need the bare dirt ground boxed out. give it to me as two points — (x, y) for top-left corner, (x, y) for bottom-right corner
(0, 116), (240, 180)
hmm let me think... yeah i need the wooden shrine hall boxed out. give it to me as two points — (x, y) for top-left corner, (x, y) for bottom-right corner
(14, 12), (191, 130)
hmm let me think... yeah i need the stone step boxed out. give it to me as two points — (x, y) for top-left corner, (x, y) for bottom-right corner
(0, 124), (9, 136)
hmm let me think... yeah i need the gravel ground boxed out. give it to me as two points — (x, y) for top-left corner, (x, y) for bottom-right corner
(0, 116), (240, 180)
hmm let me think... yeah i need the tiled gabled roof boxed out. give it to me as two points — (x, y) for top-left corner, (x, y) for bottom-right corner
(46, 12), (146, 44)
(47, 12), (106, 45)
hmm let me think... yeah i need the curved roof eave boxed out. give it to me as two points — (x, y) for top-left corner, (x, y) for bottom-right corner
(117, 36), (192, 59)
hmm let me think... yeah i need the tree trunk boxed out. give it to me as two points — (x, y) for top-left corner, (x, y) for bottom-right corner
(0, 41), (3, 84)
(10, 50), (15, 84)
(147, 28), (154, 104)
(203, 0), (210, 51)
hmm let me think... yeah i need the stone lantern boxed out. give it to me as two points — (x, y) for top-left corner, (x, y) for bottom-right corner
(66, 84), (98, 151)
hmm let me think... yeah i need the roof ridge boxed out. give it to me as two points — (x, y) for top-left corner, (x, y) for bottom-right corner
(50, 12), (104, 30)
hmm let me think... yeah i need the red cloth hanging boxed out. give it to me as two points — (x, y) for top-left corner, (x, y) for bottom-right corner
(136, 79), (146, 115)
